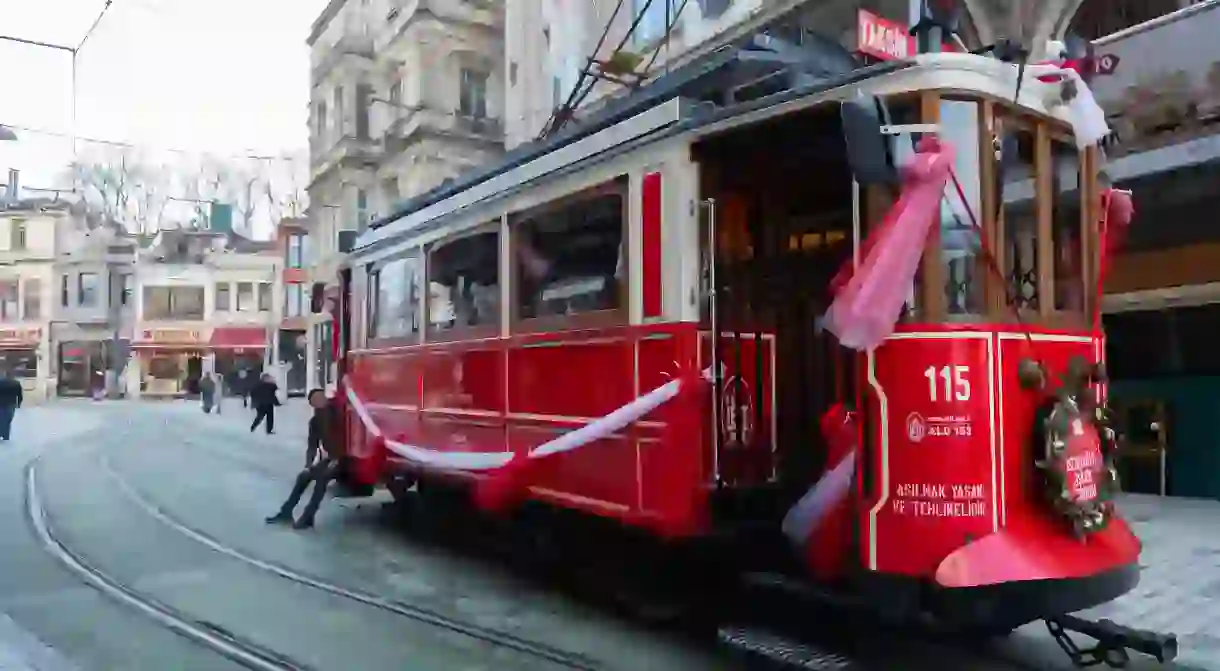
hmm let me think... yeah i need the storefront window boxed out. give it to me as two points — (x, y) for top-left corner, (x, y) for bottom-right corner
(148, 356), (182, 379)
(0, 350), (36, 378)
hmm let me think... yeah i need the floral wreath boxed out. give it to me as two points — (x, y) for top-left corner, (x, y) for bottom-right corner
(1019, 356), (1121, 538)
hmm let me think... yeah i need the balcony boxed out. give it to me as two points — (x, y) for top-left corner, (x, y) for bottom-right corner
(379, 0), (500, 53)
(309, 134), (381, 185)
(424, 0), (500, 30)
(380, 105), (503, 155)
(311, 35), (376, 83)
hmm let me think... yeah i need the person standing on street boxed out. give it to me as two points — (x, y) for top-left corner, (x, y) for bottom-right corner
(0, 367), (23, 441)
(237, 368), (250, 408)
(266, 388), (345, 529)
(249, 373), (280, 434)
(199, 374), (216, 414)
(214, 373), (225, 415)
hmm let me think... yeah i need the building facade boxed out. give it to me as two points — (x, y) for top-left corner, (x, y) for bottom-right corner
(0, 200), (66, 403)
(277, 217), (311, 396)
(52, 217), (137, 398)
(1083, 1), (1220, 499)
(127, 229), (279, 399)
(302, 0), (506, 391)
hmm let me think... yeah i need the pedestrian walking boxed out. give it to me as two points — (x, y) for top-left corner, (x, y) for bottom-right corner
(199, 374), (216, 414)
(214, 373), (225, 415)
(249, 373), (280, 434)
(266, 388), (345, 529)
(237, 369), (250, 408)
(0, 367), (23, 441)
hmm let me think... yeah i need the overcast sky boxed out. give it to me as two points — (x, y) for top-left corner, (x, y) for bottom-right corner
(0, 0), (328, 195)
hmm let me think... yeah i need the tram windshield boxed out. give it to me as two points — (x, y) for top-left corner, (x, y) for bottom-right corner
(883, 93), (1101, 329)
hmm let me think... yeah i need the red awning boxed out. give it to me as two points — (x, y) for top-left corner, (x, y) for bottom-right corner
(209, 327), (267, 350)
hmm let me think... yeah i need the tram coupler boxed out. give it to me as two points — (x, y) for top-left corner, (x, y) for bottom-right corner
(1045, 614), (1178, 668)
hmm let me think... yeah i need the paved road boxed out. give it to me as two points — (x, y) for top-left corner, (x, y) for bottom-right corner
(0, 400), (1207, 670)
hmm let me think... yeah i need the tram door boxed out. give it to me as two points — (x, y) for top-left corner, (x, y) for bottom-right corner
(699, 184), (857, 518)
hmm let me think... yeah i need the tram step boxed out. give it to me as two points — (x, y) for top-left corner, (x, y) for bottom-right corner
(717, 624), (857, 670)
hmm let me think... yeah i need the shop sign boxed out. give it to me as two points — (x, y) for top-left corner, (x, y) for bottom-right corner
(1090, 3), (1220, 157)
(0, 328), (41, 344)
(856, 10), (959, 62)
(142, 329), (202, 343)
(857, 10), (914, 61)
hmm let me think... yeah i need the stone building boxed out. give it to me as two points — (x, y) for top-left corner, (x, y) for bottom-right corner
(301, 0), (506, 391)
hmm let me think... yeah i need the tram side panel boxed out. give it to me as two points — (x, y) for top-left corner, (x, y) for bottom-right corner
(418, 340), (507, 470)
(859, 328), (999, 578)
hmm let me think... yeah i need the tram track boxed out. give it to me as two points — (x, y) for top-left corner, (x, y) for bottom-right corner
(104, 413), (1102, 671)
(23, 459), (312, 671)
(95, 453), (602, 671)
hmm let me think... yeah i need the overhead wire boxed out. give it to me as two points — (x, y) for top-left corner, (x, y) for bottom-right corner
(3, 123), (304, 163)
(543, 0), (673, 139)
(537, 0), (627, 140)
(637, 0), (691, 80)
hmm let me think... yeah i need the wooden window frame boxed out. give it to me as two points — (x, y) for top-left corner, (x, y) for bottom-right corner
(425, 221), (502, 344)
(934, 94), (1099, 330)
(366, 249), (424, 348)
(508, 176), (631, 335)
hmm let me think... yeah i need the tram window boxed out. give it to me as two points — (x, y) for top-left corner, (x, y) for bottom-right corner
(427, 228), (500, 333)
(369, 254), (420, 340)
(940, 100), (984, 315)
(515, 186), (624, 321)
(999, 125), (1039, 311)
(1051, 141), (1084, 312)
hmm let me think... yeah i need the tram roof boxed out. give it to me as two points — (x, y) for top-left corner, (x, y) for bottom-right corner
(364, 44), (751, 233)
(356, 58), (908, 253)
(355, 52), (1073, 259)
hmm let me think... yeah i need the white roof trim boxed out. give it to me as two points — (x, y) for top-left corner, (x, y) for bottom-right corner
(354, 98), (690, 253)
(1103, 282), (1220, 314)
(354, 53), (1079, 262)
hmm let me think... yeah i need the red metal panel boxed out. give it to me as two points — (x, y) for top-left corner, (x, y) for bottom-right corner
(641, 171), (663, 319)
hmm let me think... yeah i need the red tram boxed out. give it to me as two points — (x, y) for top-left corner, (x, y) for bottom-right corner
(324, 44), (1173, 665)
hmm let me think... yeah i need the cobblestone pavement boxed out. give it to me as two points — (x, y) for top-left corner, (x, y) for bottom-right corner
(0, 401), (1211, 670)
(1076, 494), (1220, 668)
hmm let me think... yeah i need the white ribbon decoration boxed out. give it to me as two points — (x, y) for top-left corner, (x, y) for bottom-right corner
(343, 371), (695, 472)
(780, 450), (858, 546)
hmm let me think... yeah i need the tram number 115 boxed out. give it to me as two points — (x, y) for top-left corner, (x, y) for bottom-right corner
(924, 365), (971, 402)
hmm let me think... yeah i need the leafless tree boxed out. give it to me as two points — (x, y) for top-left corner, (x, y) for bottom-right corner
(64, 149), (305, 236)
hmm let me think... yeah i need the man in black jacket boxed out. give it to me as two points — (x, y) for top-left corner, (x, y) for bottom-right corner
(248, 373), (280, 434)
(265, 389), (346, 529)
(0, 367), (22, 441)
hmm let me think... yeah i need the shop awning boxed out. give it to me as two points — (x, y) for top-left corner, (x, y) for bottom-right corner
(209, 327), (267, 350)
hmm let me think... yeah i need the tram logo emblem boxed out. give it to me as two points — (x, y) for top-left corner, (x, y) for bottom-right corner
(907, 412), (927, 443)
(720, 376), (754, 448)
